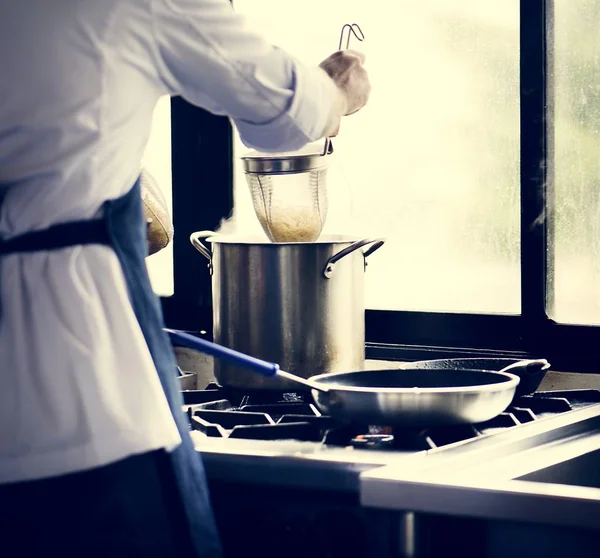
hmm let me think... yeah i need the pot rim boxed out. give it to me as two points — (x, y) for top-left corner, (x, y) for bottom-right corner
(204, 233), (371, 245)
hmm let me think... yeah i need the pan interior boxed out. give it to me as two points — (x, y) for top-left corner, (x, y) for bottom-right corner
(313, 368), (513, 389)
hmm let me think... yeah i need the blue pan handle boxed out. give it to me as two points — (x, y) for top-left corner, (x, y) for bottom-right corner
(164, 328), (279, 378)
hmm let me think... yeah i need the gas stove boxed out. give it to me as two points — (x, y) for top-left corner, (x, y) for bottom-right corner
(185, 383), (600, 491)
(184, 382), (600, 558)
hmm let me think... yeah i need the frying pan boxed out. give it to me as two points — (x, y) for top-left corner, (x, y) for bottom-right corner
(166, 329), (523, 427)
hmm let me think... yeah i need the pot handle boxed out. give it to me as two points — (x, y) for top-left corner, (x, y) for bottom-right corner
(189, 230), (215, 262)
(324, 238), (385, 279)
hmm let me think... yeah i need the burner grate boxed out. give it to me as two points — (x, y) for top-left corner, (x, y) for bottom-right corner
(185, 386), (330, 441)
(182, 385), (600, 449)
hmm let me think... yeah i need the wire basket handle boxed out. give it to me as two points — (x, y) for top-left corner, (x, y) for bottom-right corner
(338, 23), (365, 51)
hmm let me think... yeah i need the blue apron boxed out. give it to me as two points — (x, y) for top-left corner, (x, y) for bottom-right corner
(0, 179), (222, 557)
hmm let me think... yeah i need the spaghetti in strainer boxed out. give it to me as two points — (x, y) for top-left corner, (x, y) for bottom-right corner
(241, 140), (332, 243)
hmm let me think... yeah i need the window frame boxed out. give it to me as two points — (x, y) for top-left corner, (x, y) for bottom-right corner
(162, 0), (600, 373)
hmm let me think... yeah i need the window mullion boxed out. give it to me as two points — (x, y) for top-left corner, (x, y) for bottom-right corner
(520, 0), (554, 334)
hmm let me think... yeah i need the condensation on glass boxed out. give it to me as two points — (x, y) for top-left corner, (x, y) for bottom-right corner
(552, 0), (600, 324)
(143, 96), (174, 297)
(231, 0), (520, 313)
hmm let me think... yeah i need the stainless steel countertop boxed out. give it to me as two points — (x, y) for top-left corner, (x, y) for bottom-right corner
(194, 431), (424, 492)
(360, 403), (600, 529)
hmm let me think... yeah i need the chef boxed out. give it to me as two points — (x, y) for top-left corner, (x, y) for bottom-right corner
(0, 1), (370, 556)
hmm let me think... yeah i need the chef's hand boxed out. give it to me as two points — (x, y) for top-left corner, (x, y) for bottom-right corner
(319, 50), (371, 136)
(320, 50), (371, 115)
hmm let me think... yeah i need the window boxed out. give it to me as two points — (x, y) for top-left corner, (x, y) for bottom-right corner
(167, 0), (600, 371)
(232, 0), (521, 314)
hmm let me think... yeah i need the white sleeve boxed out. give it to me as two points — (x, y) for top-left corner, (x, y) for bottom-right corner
(150, 0), (339, 152)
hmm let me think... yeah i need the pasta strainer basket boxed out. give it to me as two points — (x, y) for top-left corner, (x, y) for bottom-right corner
(241, 139), (334, 243)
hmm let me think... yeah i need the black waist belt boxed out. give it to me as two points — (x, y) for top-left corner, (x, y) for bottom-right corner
(0, 218), (110, 256)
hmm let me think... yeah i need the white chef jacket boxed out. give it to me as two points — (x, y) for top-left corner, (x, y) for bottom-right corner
(0, 0), (338, 483)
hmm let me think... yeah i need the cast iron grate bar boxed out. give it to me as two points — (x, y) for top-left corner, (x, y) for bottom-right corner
(477, 412), (521, 429)
(188, 400), (234, 414)
(517, 395), (572, 413)
(182, 390), (231, 405)
(239, 403), (320, 417)
(510, 407), (538, 423)
(426, 424), (481, 447)
(190, 415), (227, 437)
(204, 383), (221, 391)
(193, 410), (274, 428)
(535, 389), (600, 404)
(228, 422), (324, 441)
(277, 415), (336, 429)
